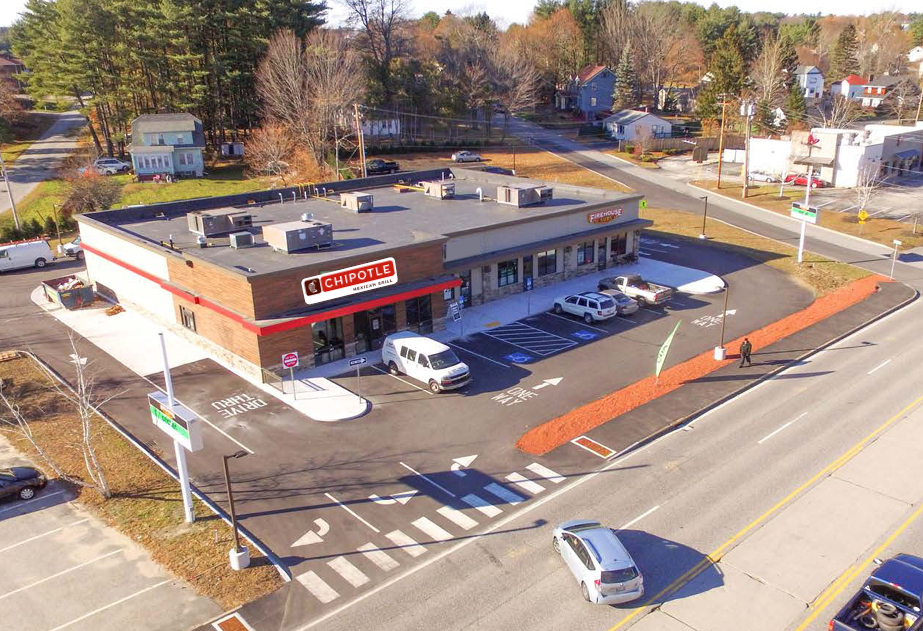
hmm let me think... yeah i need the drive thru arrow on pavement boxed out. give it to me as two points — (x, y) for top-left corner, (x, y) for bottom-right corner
(451, 455), (478, 476)
(532, 377), (563, 390)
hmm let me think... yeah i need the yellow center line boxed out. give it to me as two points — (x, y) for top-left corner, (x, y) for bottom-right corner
(605, 390), (923, 631)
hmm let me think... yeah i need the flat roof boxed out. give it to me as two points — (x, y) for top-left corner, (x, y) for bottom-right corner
(83, 169), (640, 278)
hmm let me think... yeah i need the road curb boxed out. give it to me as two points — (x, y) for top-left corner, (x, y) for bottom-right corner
(10, 349), (292, 583)
(600, 281), (919, 465)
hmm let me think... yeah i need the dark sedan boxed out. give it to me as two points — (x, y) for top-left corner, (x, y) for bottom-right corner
(0, 467), (47, 501)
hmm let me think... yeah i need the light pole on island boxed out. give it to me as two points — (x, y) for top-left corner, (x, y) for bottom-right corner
(223, 450), (250, 570)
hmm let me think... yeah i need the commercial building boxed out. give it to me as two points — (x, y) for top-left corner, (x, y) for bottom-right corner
(76, 169), (647, 379)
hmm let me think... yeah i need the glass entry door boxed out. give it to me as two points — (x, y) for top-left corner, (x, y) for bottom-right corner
(522, 255), (534, 291)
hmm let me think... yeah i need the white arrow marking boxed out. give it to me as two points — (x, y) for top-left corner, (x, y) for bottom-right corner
(453, 455), (478, 468)
(392, 490), (417, 505)
(369, 494), (396, 505)
(532, 377), (563, 390)
(292, 518), (330, 547)
(69, 354), (87, 366)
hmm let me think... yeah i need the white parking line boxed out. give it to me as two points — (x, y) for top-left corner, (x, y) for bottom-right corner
(296, 571), (339, 603)
(437, 506), (478, 531)
(0, 549), (122, 601)
(618, 505), (660, 531)
(544, 311), (609, 333)
(445, 342), (510, 368)
(47, 579), (172, 631)
(327, 556), (369, 588)
(357, 543), (400, 572)
(371, 365), (435, 396)
(412, 516), (453, 542)
(399, 461), (457, 498)
(0, 490), (66, 515)
(757, 412), (808, 445)
(384, 530), (427, 557)
(324, 492), (380, 533)
(0, 518), (89, 554)
(868, 359), (892, 375)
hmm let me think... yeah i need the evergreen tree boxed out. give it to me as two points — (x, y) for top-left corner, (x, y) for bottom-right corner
(708, 25), (747, 97)
(830, 24), (859, 80)
(695, 82), (720, 120)
(612, 42), (636, 110)
(785, 83), (806, 128)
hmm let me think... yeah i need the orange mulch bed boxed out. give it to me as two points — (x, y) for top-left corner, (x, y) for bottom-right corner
(516, 274), (888, 455)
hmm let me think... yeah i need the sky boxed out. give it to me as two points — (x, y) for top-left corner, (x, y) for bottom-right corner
(2, 0), (920, 30)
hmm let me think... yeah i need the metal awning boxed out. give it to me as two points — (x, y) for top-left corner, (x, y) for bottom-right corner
(894, 149), (920, 160)
(792, 155), (834, 167)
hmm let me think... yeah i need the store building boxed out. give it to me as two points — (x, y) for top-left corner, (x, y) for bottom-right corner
(76, 168), (648, 379)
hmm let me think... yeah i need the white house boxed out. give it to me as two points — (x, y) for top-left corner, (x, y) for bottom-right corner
(837, 74), (867, 100)
(603, 110), (672, 142)
(909, 46), (923, 77)
(795, 65), (824, 99)
(861, 76), (901, 107)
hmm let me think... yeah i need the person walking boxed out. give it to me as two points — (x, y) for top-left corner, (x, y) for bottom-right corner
(739, 337), (752, 367)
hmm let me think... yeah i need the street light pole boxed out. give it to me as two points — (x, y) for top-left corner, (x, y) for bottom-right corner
(740, 100), (754, 199)
(223, 450), (250, 570)
(0, 147), (21, 230)
(716, 96), (729, 189)
(890, 240), (902, 280)
(699, 196), (708, 239)
(714, 280), (731, 361)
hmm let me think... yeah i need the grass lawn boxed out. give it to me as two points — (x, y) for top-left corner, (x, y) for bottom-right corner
(1, 113), (57, 165)
(0, 178), (69, 231)
(690, 180), (923, 250)
(0, 355), (283, 609)
(607, 151), (662, 168)
(117, 165), (272, 207)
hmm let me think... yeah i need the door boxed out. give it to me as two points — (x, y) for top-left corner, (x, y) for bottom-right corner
(522, 255), (533, 291)
(562, 534), (589, 584)
(597, 239), (607, 271)
(0, 249), (12, 271)
(459, 270), (472, 307)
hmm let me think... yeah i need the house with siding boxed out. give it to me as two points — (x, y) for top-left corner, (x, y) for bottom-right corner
(128, 113), (205, 180)
(794, 65), (824, 99)
(603, 110), (672, 142)
(555, 65), (616, 120)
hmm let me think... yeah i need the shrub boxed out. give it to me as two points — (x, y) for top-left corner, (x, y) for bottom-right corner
(639, 154), (655, 162)
(623, 144), (635, 154)
(43, 216), (57, 235)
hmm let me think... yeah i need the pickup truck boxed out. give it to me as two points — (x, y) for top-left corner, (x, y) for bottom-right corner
(598, 274), (673, 307)
(365, 158), (399, 175)
(829, 555), (923, 631)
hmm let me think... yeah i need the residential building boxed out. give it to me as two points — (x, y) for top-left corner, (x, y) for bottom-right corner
(555, 65), (616, 120)
(657, 85), (696, 113)
(909, 46), (923, 77)
(834, 74), (867, 100)
(75, 169), (648, 377)
(128, 113), (206, 180)
(795, 65), (824, 99)
(603, 110), (673, 142)
(0, 55), (25, 91)
(861, 76), (900, 108)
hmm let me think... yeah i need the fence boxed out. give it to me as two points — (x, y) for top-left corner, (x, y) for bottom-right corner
(613, 134), (745, 154)
(261, 366), (285, 393)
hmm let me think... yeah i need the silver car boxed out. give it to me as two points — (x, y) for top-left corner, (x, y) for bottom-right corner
(600, 289), (639, 315)
(552, 519), (644, 605)
(451, 150), (482, 163)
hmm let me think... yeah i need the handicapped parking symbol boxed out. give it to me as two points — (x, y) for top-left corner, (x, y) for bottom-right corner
(505, 352), (534, 364)
(572, 330), (598, 341)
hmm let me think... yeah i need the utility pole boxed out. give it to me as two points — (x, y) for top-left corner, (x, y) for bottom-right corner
(715, 95), (729, 189)
(699, 196), (709, 239)
(740, 100), (754, 199)
(353, 104), (368, 178)
(915, 83), (923, 122)
(51, 203), (63, 250)
(0, 147), (21, 230)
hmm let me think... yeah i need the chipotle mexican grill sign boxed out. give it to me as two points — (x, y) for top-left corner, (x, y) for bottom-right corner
(587, 208), (623, 224)
(302, 257), (398, 305)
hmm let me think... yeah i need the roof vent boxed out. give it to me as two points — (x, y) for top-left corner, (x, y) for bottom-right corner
(496, 185), (554, 208)
(229, 231), (255, 249)
(301, 212), (314, 222)
(263, 220), (333, 253)
(422, 181), (455, 199)
(340, 192), (374, 213)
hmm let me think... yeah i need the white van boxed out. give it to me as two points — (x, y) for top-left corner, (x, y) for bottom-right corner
(382, 331), (471, 393)
(0, 239), (54, 272)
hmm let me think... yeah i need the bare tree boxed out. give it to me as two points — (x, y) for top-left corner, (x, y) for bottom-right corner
(600, 0), (631, 68)
(854, 162), (884, 212)
(62, 167), (121, 214)
(883, 79), (921, 122)
(246, 124), (297, 184)
(492, 46), (539, 139)
(343, 0), (410, 106)
(811, 94), (861, 128)
(256, 31), (314, 151)
(631, 3), (683, 105)
(635, 126), (655, 155)
(750, 35), (789, 106)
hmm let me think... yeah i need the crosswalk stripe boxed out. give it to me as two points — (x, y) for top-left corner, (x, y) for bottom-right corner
(412, 516), (453, 542)
(357, 543), (400, 572)
(327, 556), (369, 588)
(385, 529), (427, 557)
(437, 506), (478, 530)
(506, 472), (546, 495)
(483, 482), (525, 505)
(461, 493), (503, 517)
(526, 462), (566, 484)
(295, 571), (339, 603)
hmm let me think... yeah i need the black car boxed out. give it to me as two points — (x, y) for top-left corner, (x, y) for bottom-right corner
(365, 159), (399, 175)
(0, 467), (47, 501)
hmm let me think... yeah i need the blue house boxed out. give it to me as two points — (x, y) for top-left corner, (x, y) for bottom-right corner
(555, 65), (616, 120)
(128, 113), (205, 180)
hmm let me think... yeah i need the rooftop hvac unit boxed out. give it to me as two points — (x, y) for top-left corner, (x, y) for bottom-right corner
(301, 212), (314, 222)
(229, 231), (255, 249)
(187, 209), (253, 236)
(422, 181), (455, 199)
(340, 192), (374, 213)
(263, 220), (333, 253)
(495, 185), (554, 208)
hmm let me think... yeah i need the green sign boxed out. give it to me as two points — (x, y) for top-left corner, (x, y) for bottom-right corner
(150, 404), (191, 440)
(655, 321), (681, 378)
(639, 199), (648, 210)
(148, 391), (203, 452)
(791, 201), (819, 225)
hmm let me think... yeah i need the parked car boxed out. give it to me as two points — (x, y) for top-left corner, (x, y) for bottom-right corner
(382, 331), (471, 393)
(451, 151), (482, 163)
(0, 239), (54, 272)
(365, 158), (399, 175)
(62, 236), (84, 260)
(829, 554), (923, 631)
(748, 170), (779, 183)
(552, 519), (644, 605)
(482, 166), (516, 176)
(598, 274), (673, 307)
(553, 291), (617, 323)
(598, 289), (639, 315)
(0, 466), (47, 501)
(78, 157), (132, 176)
(784, 172), (827, 188)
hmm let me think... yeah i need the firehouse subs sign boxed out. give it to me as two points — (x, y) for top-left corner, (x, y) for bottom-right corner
(587, 208), (623, 224)
(302, 257), (398, 305)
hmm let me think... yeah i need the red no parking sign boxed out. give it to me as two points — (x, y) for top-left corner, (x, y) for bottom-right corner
(282, 352), (299, 369)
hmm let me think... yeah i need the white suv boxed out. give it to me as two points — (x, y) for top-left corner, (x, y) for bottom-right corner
(553, 291), (617, 323)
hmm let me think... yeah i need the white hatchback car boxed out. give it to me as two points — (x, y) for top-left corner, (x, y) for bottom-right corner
(553, 520), (644, 605)
(553, 291), (617, 323)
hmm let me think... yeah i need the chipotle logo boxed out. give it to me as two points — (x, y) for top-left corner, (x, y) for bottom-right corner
(587, 207), (623, 224)
(302, 257), (398, 305)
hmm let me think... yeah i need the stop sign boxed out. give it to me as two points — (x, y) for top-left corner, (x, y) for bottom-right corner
(282, 352), (299, 369)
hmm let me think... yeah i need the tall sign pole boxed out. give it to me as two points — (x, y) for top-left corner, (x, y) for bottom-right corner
(797, 133), (820, 264)
(160, 333), (195, 523)
(716, 96), (729, 189)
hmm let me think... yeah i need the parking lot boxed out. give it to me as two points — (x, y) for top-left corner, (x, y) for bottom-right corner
(0, 441), (220, 631)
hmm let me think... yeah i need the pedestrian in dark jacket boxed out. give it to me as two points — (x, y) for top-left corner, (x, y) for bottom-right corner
(739, 338), (752, 367)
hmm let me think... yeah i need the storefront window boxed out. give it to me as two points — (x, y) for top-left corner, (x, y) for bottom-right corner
(610, 233), (628, 258)
(459, 270), (472, 307)
(497, 260), (518, 287)
(312, 317), (344, 366)
(354, 305), (397, 354)
(537, 249), (557, 276)
(406, 295), (433, 334)
(576, 241), (595, 265)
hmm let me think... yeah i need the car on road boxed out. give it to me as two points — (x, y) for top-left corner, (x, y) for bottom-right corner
(451, 150), (482, 163)
(784, 172), (827, 188)
(598, 274), (673, 307)
(365, 158), (399, 175)
(383, 331), (471, 393)
(0, 238), (54, 272)
(0, 466), (47, 501)
(830, 554), (923, 631)
(598, 289), (639, 315)
(553, 291), (617, 323)
(748, 170), (779, 183)
(79, 157), (132, 176)
(552, 519), (644, 605)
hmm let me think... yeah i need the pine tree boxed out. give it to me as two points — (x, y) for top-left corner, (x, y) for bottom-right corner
(830, 24), (859, 81)
(695, 82), (720, 120)
(708, 25), (747, 97)
(785, 83), (806, 128)
(612, 42), (637, 110)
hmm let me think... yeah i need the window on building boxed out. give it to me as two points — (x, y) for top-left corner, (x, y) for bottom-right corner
(618, 124), (626, 135)
(179, 306), (196, 332)
(312, 317), (344, 366)
(576, 241), (595, 265)
(610, 233), (628, 257)
(497, 260), (518, 287)
(406, 295), (433, 334)
(178, 152), (194, 166)
(537, 249), (557, 276)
